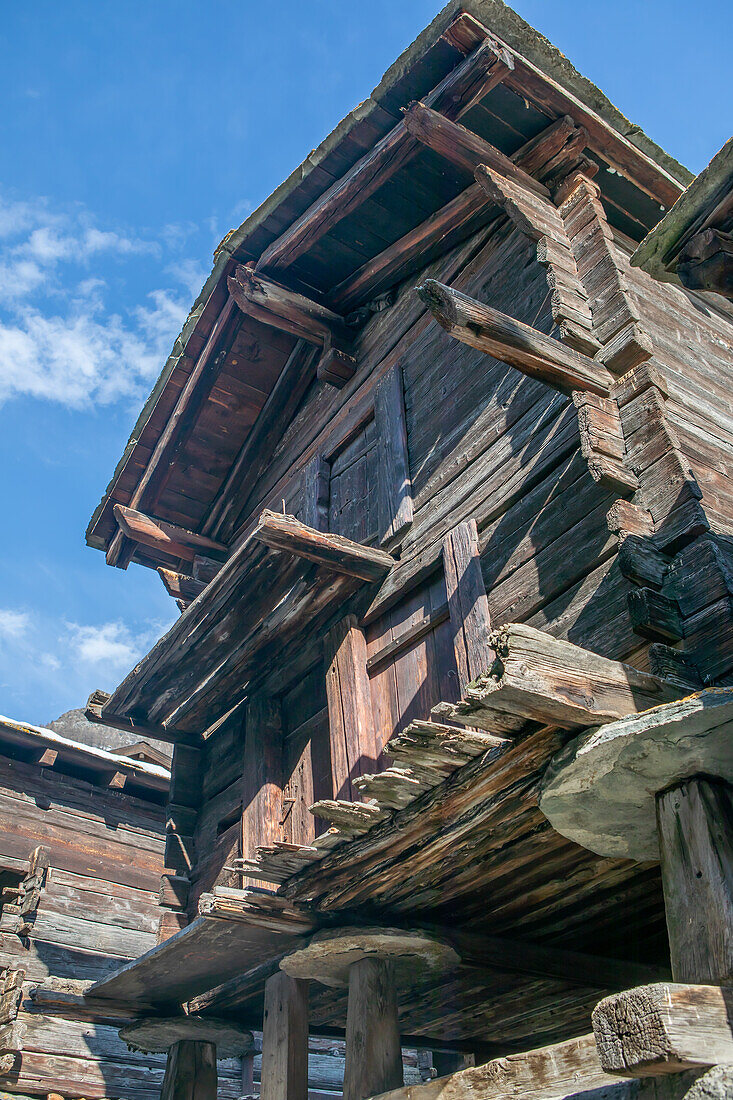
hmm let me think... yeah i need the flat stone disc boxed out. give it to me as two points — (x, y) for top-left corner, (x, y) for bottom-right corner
(539, 688), (733, 861)
(120, 1016), (255, 1056)
(280, 927), (460, 988)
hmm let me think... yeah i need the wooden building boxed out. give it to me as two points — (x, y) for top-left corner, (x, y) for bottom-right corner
(81, 3), (732, 1098)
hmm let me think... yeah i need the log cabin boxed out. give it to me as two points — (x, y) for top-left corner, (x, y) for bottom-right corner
(82, 3), (732, 1098)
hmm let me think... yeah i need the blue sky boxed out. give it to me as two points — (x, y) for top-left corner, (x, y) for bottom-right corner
(0, 1), (728, 725)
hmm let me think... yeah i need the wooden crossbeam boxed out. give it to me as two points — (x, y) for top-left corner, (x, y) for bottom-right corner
(227, 264), (349, 346)
(85, 689), (202, 748)
(158, 568), (206, 606)
(113, 504), (228, 564)
(256, 37), (514, 274)
(416, 278), (614, 396)
(402, 101), (550, 198)
(331, 116), (582, 310)
(593, 982), (733, 1076)
(253, 510), (394, 582)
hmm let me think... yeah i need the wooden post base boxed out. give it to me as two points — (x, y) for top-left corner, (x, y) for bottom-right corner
(343, 958), (403, 1100)
(160, 1040), (217, 1100)
(657, 776), (733, 984)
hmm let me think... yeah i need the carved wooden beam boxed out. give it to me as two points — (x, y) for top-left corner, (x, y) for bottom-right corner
(416, 278), (614, 396)
(85, 689), (202, 747)
(158, 568), (206, 607)
(402, 101), (549, 199)
(253, 510), (394, 582)
(256, 37), (514, 274)
(113, 504), (228, 564)
(227, 263), (349, 346)
(678, 228), (733, 299)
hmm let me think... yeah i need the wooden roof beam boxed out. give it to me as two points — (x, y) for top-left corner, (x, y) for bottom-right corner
(227, 264), (349, 346)
(416, 278), (614, 396)
(158, 568), (206, 608)
(106, 294), (238, 567)
(443, 11), (685, 209)
(112, 504), (228, 565)
(256, 37), (514, 274)
(402, 101), (550, 199)
(253, 510), (394, 583)
(85, 689), (202, 748)
(331, 116), (583, 311)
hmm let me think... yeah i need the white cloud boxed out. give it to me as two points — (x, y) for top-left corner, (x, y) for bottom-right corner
(66, 621), (141, 666)
(0, 610), (30, 639)
(0, 190), (199, 410)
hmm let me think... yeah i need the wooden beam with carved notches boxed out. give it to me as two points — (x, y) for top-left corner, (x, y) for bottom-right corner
(85, 689), (202, 748)
(111, 504), (228, 565)
(416, 278), (615, 396)
(253, 510), (394, 582)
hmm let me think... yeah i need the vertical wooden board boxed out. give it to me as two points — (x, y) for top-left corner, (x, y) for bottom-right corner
(429, 573), (461, 704)
(261, 971), (309, 1100)
(300, 454), (330, 532)
(325, 616), (377, 800)
(366, 614), (401, 767)
(284, 732), (316, 847)
(391, 587), (440, 732)
(242, 694), (284, 874)
(657, 778), (733, 985)
(169, 745), (203, 809)
(443, 519), (493, 693)
(375, 364), (414, 547)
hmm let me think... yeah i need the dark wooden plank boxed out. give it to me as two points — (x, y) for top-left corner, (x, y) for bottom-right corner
(253, 510), (394, 582)
(442, 520), (493, 693)
(375, 366), (413, 546)
(417, 279), (613, 396)
(228, 264), (348, 346)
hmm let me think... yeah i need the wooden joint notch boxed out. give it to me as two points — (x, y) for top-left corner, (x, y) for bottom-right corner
(85, 689), (202, 748)
(253, 509), (394, 582)
(627, 587), (683, 642)
(316, 331), (357, 388)
(416, 278), (614, 396)
(228, 263), (351, 347)
(113, 504), (228, 565)
(572, 391), (639, 492)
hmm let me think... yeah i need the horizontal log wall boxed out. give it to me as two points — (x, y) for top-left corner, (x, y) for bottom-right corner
(0, 755), (172, 1100)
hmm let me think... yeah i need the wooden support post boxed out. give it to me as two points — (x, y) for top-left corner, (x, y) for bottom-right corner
(261, 971), (309, 1100)
(416, 279), (614, 396)
(160, 1039), (217, 1100)
(343, 958), (403, 1100)
(442, 520), (493, 694)
(242, 694), (285, 883)
(656, 777), (733, 984)
(375, 366), (413, 547)
(325, 616), (378, 800)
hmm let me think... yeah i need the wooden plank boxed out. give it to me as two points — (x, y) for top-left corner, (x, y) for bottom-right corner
(325, 616), (378, 800)
(592, 982), (733, 1076)
(256, 37), (514, 273)
(402, 101), (549, 198)
(344, 958), (402, 1100)
(113, 504), (228, 564)
(158, 569), (206, 605)
(417, 279), (614, 396)
(261, 971), (309, 1100)
(657, 778), (733, 984)
(161, 1040), (217, 1100)
(228, 264), (349, 346)
(370, 1032), (623, 1100)
(300, 455), (330, 532)
(442, 521), (493, 694)
(375, 366), (413, 546)
(447, 622), (679, 732)
(253, 510), (394, 582)
(242, 693), (283, 882)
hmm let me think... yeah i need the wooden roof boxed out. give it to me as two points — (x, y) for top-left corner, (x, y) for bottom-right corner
(86, 2), (690, 577)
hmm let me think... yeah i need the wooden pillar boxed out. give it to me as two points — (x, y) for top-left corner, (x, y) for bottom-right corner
(343, 958), (403, 1100)
(241, 1052), (255, 1097)
(242, 693), (284, 885)
(261, 970), (309, 1100)
(324, 615), (377, 800)
(160, 1039), (217, 1100)
(442, 520), (493, 694)
(656, 776), (733, 984)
